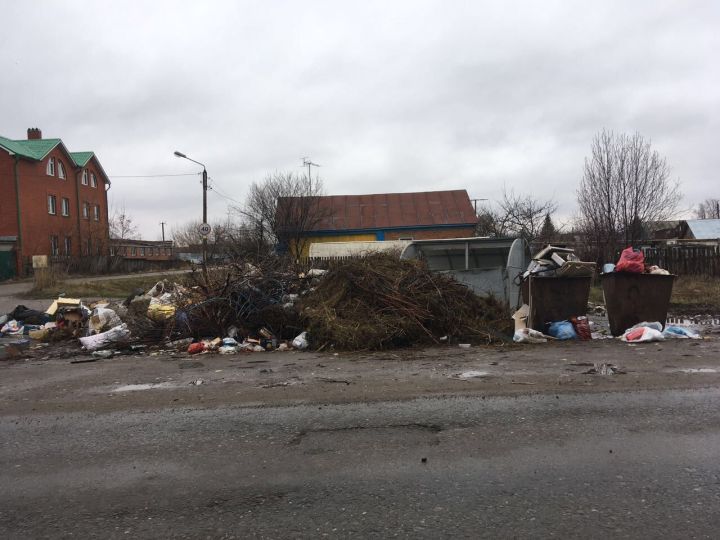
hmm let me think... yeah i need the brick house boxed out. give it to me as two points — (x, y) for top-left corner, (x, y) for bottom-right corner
(110, 239), (174, 261)
(278, 189), (479, 257)
(0, 128), (110, 277)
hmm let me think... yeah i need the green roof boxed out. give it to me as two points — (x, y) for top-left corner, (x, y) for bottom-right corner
(0, 135), (61, 160)
(69, 151), (94, 167)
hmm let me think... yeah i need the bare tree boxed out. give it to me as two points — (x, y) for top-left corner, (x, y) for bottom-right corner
(172, 218), (268, 261)
(237, 172), (327, 258)
(109, 203), (139, 240)
(496, 188), (558, 244)
(695, 198), (720, 219)
(475, 205), (507, 237)
(577, 129), (681, 262)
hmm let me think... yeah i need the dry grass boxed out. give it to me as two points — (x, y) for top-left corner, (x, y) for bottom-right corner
(24, 275), (183, 300)
(670, 276), (720, 313)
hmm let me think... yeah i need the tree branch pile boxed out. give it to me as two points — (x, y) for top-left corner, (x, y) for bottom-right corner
(299, 254), (512, 350)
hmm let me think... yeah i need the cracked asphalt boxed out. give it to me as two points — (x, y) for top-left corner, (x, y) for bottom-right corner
(2, 339), (720, 538)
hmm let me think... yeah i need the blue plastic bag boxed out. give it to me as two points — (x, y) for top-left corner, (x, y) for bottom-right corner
(547, 320), (578, 340)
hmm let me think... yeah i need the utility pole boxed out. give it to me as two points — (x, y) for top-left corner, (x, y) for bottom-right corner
(160, 221), (166, 242)
(174, 151), (209, 282)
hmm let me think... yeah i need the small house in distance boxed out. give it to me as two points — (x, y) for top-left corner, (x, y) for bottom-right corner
(680, 219), (720, 242)
(280, 189), (479, 257)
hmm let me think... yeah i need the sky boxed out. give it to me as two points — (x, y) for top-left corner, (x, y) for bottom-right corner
(1, 0), (718, 239)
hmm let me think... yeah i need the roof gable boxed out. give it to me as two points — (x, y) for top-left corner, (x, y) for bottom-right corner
(282, 190), (478, 232)
(69, 151), (94, 167)
(685, 219), (720, 239)
(0, 135), (61, 160)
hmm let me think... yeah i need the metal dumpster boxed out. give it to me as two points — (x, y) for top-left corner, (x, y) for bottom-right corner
(521, 276), (593, 331)
(601, 273), (675, 336)
(400, 237), (530, 309)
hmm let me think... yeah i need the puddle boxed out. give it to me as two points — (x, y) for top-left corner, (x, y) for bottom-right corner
(113, 382), (179, 392)
(451, 370), (490, 379)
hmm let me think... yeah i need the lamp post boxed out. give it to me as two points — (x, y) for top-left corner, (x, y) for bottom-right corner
(174, 151), (208, 278)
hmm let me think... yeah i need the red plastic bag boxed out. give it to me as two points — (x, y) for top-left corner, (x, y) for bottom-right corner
(570, 316), (592, 341)
(615, 247), (644, 273)
(188, 342), (205, 355)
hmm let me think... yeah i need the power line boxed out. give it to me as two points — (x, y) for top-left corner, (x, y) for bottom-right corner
(207, 178), (242, 205)
(109, 172), (201, 178)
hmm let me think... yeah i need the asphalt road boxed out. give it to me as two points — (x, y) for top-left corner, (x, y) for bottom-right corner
(3, 388), (720, 538)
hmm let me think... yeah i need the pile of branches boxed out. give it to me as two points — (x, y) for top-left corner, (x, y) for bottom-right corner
(300, 254), (511, 350)
(171, 261), (304, 339)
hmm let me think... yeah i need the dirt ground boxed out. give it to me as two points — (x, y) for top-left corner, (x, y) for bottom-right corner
(2, 337), (719, 416)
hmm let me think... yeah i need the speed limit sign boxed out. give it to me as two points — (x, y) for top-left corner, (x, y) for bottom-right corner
(198, 223), (212, 236)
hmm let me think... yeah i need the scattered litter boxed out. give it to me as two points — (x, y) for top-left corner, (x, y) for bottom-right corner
(88, 307), (122, 335)
(547, 320), (577, 340)
(663, 326), (701, 339)
(92, 350), (114, 359)
(291, 331), (309, 350)
(621, 323), (665, 343)
(79, 323), (131, 351)
(189, 378), (204, 386)
(570, 316), (592, 341)
(513, 328), (551, 343)
(188, 342), (205, 355)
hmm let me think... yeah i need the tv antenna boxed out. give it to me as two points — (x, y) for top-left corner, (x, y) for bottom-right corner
(301, 157), (320, 182)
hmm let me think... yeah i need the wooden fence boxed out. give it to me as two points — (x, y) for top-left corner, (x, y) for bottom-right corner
(642, 245), (720, 277)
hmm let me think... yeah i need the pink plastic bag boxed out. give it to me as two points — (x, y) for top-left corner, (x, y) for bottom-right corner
(615, 247), (644, 273)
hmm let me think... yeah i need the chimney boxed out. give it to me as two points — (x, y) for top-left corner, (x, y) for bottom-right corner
(27, 127), (42, 140)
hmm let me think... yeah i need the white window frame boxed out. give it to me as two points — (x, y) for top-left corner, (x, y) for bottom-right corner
(50, 235), (59, 256)
(61, 198), (70, 217)
(82, 202), (89, 219)
(57, 161), (66, 179)
(47, 158), (56, 176)
(90, 173), (97, 188)
(48, 195), (57, 215)
(64, 236), (71, 255)
(140, 247), (146, 256)
(93, 205), (100, 221)
(82, 170), (88, 185)
(131, 247), (137, 256)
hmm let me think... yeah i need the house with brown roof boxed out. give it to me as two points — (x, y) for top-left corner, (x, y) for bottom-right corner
(278, 189), (478, 257)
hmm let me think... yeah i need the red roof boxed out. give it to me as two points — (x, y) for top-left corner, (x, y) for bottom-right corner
(300, 190), (477, 232)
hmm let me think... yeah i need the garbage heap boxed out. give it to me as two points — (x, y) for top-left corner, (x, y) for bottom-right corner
(1, 255), (512, 354)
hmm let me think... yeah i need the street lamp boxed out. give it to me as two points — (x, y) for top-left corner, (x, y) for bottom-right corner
(174, 150), (208, 275)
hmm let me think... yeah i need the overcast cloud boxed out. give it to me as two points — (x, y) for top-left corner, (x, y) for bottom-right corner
(2, 0), (718, 238)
